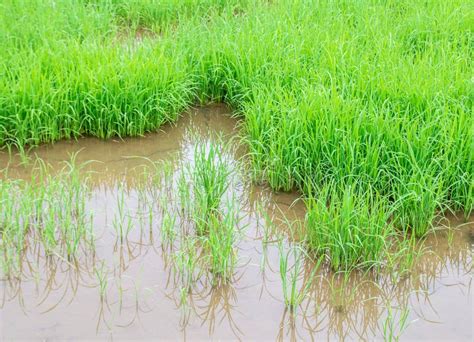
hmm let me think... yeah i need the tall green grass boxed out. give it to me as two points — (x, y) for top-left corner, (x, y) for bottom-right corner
(188, 139), (239, 284)
(104, 0), (252, 31)
(1, 0), (472, 269)
(192, 140), (232, 233)
(305, 184), (393, 270)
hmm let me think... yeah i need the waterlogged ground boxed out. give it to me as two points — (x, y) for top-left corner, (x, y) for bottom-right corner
(0, 105), (472, 341)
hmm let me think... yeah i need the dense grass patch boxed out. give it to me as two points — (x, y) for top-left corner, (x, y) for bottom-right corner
(1, 0), (472, 269)
(305, 184), (393, 270)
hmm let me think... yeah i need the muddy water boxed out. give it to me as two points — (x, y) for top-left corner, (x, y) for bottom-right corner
(0, 105), (472, 341)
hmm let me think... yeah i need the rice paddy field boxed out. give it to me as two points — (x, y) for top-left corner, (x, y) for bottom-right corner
(0, 0), (473, 340)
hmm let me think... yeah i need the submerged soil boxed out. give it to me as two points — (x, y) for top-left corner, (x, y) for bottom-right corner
(0, 105), (472, 341)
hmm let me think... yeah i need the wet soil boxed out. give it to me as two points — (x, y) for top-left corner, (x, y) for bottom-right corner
(0, 105), (472, 341)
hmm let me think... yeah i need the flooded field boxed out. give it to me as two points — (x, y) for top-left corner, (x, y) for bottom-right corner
(0, 105), (472, 341)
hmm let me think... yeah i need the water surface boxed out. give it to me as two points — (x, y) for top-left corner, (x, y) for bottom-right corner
(0, 105), (472, 341)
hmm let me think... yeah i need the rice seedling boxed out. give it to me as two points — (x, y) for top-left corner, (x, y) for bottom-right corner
(256, 203), (274, 272)
(138, 134), (241, 291)
(161, 211), (177, 245)
(385, 229), (429, 281)
(94, 261), (109, 302)
(392, 170), (445, 237)
(203, 198), (240, 285)
(178, 138), (240, 284)
(382, 304), (410, 342)
(0, 157), (93, 276)
(177, 168), (192, 217)
(277, 240), (321, 312)
(305, 183), (393, 271)
(173, 237), (200, 305)
(191, 138), (232, 235)
(112, 183), (133, 243)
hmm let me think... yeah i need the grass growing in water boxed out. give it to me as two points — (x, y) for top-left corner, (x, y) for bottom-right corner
(112, 183), (134, 243)
(305, 184), (392, 270)
(382, 305), (410, 342)
(190, 139), (239, 285)
(153, 137), (240, 287)
(204, 197), (239, 285)
(0, 157), (93, 277)
(278, 241), (321, 312)
(1, 0), (472, 270)
(192, 139), (232, 234)
(173, 237), (200, 305)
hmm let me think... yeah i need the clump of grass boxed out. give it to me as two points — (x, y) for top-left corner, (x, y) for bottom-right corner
(386, 231), (428, 281)
(393, 171), (444, 237)
(382, 304), (410, 342)
(278, 241), (320, 312)
(305, 184), (392, 271)
(94, 261), (109, 303)
(112, 183), (133, 243)
(187, 139), (241, 285)
(204, 197), (239, 285)
(192, 139), (232, 234)
(173, 237), (200, 305)
(0, 157), (93, 277)
(111, 0), (252, 31)
(161, 211), (177, 245)
(190, 139), (244, 285)
(152, 137), (241, 288)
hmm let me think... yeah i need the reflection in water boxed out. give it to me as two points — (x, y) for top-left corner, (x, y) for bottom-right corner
(0, 105), (472, 340)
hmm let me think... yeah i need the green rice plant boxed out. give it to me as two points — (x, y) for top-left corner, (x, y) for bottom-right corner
(136, 183), (155, 236)
(58, 159), (92, 258)
(0, 180), (27, 276)
(392, 170), (445, 237)
(204, 198), (239, 285)
(184, 138), (242, 284)
(163, 136), (241, 287)
(256, 203), (275, 272)
(173, 237), (200, 305)
(192, 139), (232, 234)
(161, 211), (177, 244)
(0, 157), (93, 276)
(108, 0), (252, 31)
(177, 167), (192, 217)
(277, 240), (321, 312)
(386, 232), (428, 281)
(305, 184), (393, 271)
(94, 261), (109, 302)
(382, 304), (410, 342)
(112, 183), (133, 243)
